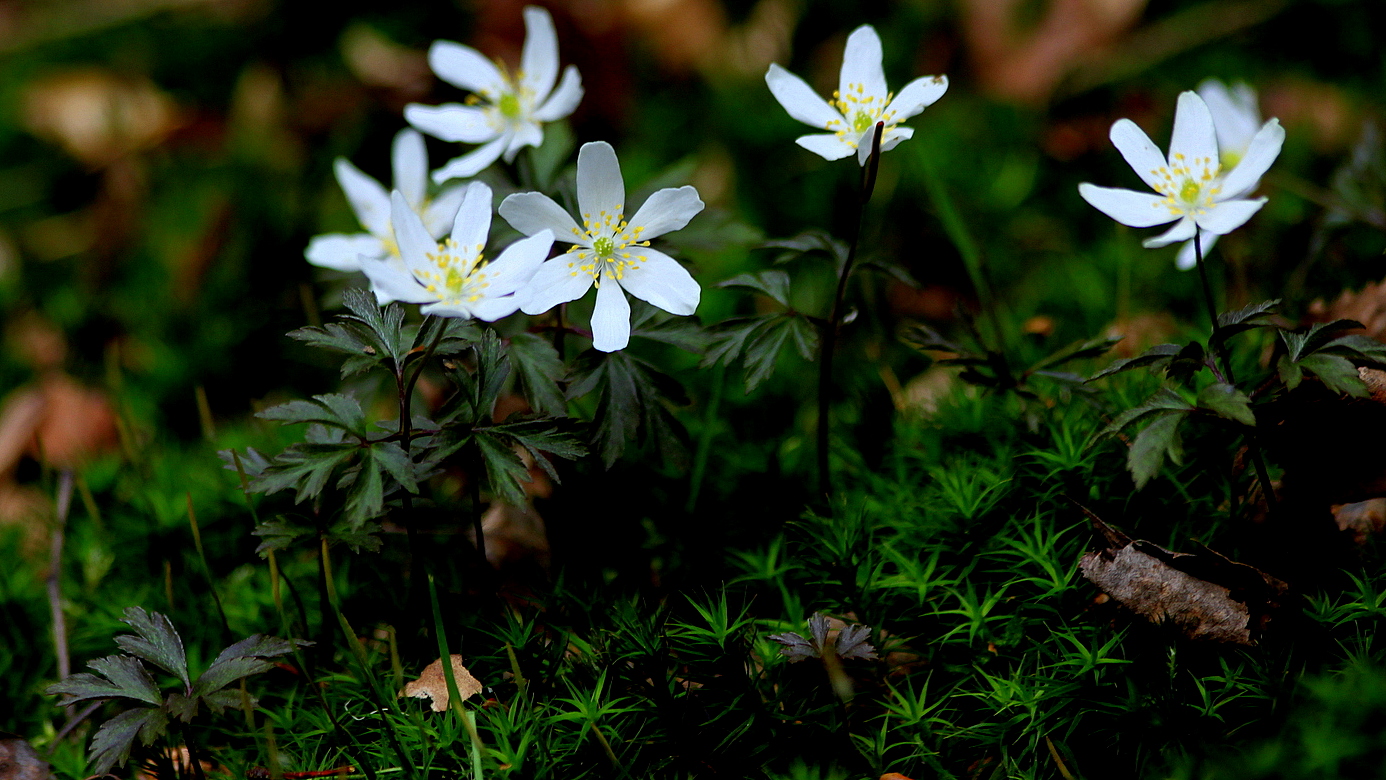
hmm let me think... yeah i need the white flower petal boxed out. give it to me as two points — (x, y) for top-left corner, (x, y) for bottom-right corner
(1168, 91), (1219, 170)
(404, 104), (497, 144)
(503, 121), (543, 162)
(618, 247), (700, 316)
(361, 256), (432, 304)
(1141, 216), (1197, 248)
(1109, 118), (1168, 192)
(1217, 118), (1283, 200)
(577, 141), (625, 220)
(879, 126), (913, 153)
(334, 158), (391, 238)
(423, 184), (467, 238)
(470, 296), (524, 321)
(629, 186), (704, 241)
(392, 129), (428, 209)
(1078, 183), (1178, 228)
(765, 64), (842, 130)
(449, 181), (494, 252)
(838, 25), (888, 104)
(884, 75), (947, 123)
(533, 66), (583, 122)
(1174, 231), (1219, 271)
(1198, 78), (1261, 156)
(1194, 197), (1266, 236)
(391, 190), (438, 276)
(428, 40), (504, 96)
(795, 133), (856, 161)
(483, 229), (553, 296)
(432, 136), (509, 183)
(305, 233), (385, 272)
(499, 191), (583, 241)
(519, 257), (593, 315)
(419, 300), (475, 318)
(520, 5), (559, 104)
(590, 279), (631, 352)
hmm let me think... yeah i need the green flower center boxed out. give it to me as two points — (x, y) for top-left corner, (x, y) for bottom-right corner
(1179, 179), (1201, 203)
(592, 236), (615, 256)
(851, 111), (874, 134)
(498, 93), (522, 119)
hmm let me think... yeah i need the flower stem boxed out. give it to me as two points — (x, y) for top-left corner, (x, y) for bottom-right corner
(817, 122), (884, 501)
(1193, 233), (1277, 513)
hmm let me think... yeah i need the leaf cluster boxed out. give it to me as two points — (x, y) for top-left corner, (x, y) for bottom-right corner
(45, 607), (307, 776)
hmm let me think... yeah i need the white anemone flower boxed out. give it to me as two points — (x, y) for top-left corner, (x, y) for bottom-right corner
(1078, 91), (1284, 264)
(499, 141), (704, 352)
(765, 25), (947, 165)
(359, 182), (553, 320)
(305, 129), (466, 301)
(405, 6), (583, 183)
(1172, 79), (1265, 270)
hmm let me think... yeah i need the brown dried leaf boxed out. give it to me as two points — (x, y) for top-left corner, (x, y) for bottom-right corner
(401, 655), (482, 712)
(1077, 509), (1288, 645)
(0, 737), (50, 780)
(1308, 278), (1386, 342)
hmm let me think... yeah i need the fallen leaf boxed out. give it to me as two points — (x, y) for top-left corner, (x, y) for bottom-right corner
(1077, 508), (1288, 645)
(1332, 499), (1386, 545)
(1308, 278), (1386, 342)
(0, 738), (49, 780)
(401, 655), (483, 712)
(768, 612), (879, 662)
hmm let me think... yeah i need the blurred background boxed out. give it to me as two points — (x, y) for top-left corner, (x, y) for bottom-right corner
(1, 0), (1384, 729)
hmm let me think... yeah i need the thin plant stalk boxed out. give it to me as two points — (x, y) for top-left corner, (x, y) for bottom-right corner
(48, 469), (74, 714)
(186, 493), (231, 638)
(817, 122), (885, 500)
(427, 574), (486, 780)
(1193, 232), (1278, 512)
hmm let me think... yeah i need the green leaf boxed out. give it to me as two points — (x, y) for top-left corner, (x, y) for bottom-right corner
(341, 288), (411, 363)
(474, 429), (533, 506)
(46, 655), (159, 706)
(88, 707), (167, 775)
(1128, 412), (1188, 489)
(1299, 353), (1368, 396)
(339, 458), (385, 529)
(786, 315), (819, 361)
(507, 332), (568, 417)
(701, 316), (773, 369)
(114, 608), (189, 688)
(1030, 336), (1123, 374)
(194, 634), (305, 698)
(718, 270), (792, 308)
(252, 443), (356, 503)
(1098, 388), (1195, 439)
(567, 350), (689, 468)
(258, 394), (370, 438)
(1216, 299), (1281, 341)
(251, 516), (314, 557)
(764, 230), (849, 275)
(631, 313), (711, 353)
(1277, 354), (1304, 389)
(1197, 383), (1256, 426)
(487, 416), (588, 484)
(1088, 343), (1182, 381)
(742, 315), (800, 392)
(1297, 319), (1366, 359)
(327, 518), (384, 553)
(1165, 341), (1209, 386)
(856, 257), (920, 288)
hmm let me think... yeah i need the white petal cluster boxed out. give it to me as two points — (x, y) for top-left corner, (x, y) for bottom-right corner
(765, 25), (947, 165)
(1079, 90), (1284, 262)
(359, 182), (553, 321)
(305, 129), (466, 302)
(406, 6), (583, 183)
(1172, 79), (1266, 270)
(499, 142), (704, 352)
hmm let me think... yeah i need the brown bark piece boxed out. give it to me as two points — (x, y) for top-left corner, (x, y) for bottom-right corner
(401, 655), (483, 712)
(1077, 510), (1288, 645)
(0, 739), (49, 780)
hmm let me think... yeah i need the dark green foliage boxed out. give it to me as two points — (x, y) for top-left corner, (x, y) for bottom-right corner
(568, 348), (689, 468)
(45, 608), (306, 777)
